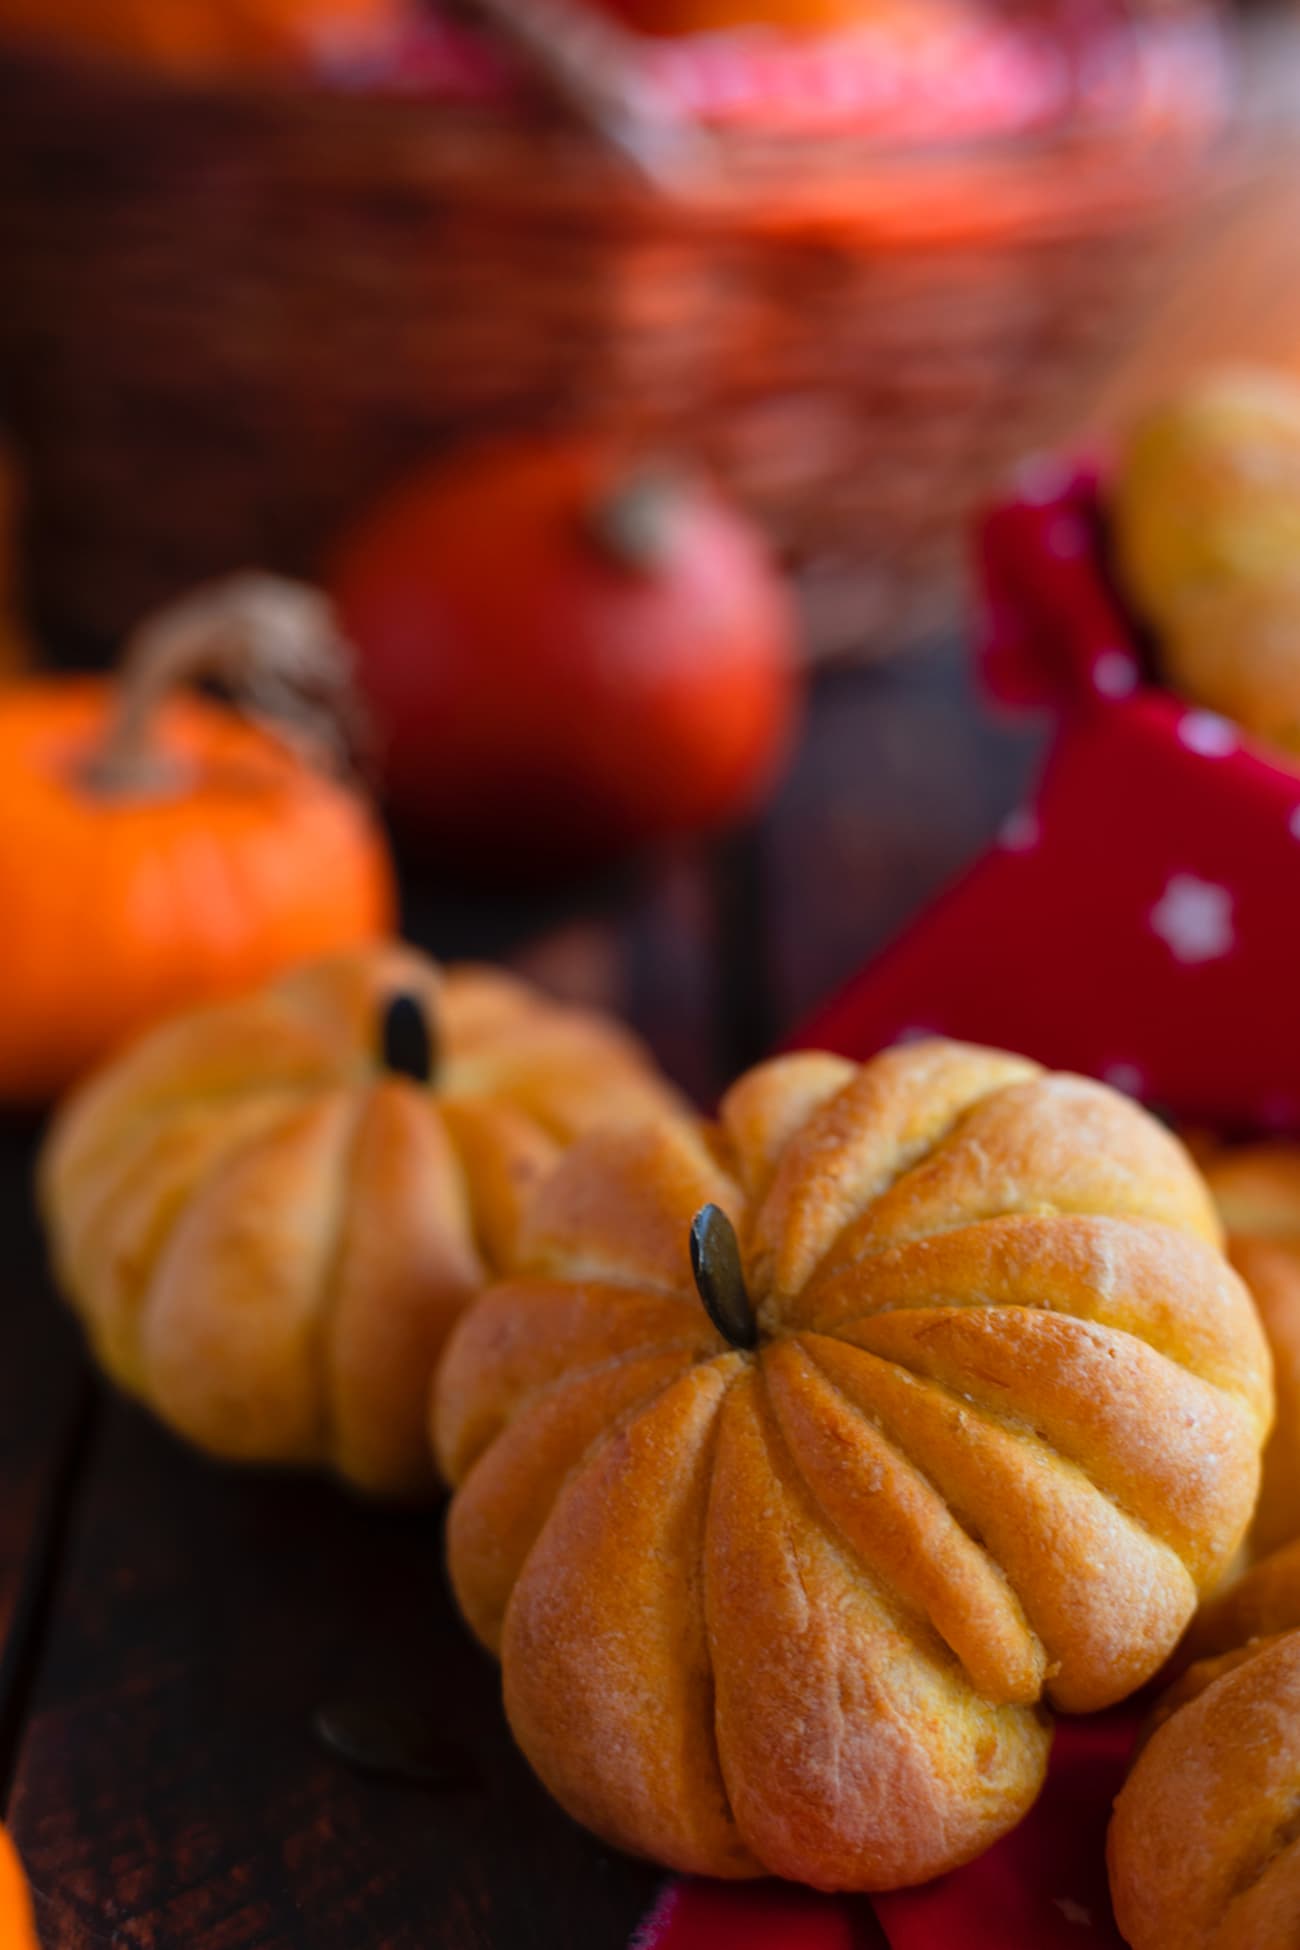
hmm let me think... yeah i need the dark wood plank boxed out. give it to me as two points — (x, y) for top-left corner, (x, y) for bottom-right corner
(400, 846), (727, 1109)
(752, 644), (1044, 1038)
(506, 851), (727, 1109)
(0, 1117), (89, 1794)
(9, 1408), (663, 1949)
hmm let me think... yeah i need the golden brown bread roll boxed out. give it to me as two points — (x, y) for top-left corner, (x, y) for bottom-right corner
(1204, 1144), (1300, 1557)
(1110, 1540), (1300, 1950)
(40, 944), (684, 1495)
(1112, 369), (1300, 752)
(1182, 1532), (1300, 1669)
(435, 1039), (1271, 1890)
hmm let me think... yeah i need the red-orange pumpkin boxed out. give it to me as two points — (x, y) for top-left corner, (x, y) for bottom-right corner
(0, 573), (394, 1101)
(329, 437), (801, 877)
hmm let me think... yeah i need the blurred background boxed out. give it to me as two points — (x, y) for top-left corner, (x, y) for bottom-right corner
(2, 0), (1285, 663)
(1, 0), (1299, 1062)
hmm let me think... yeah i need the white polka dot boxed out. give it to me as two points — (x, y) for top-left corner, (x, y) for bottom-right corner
(998, 807), (1040, 852)
(1015, 455), (1074, 507)
(1149, 873), (1235, 964)
(1053, 1897), (1092, 1928)
(1044, 513), (1088, 560)
(1101, 1062), (1145, 1098)
(894, 1024), (940, 1045)
(1178, 710), (1237, 758)
(630, 1879), (681, 1950)
(1289, 804), (1300, 841)
(1093, 649), (1138, 699)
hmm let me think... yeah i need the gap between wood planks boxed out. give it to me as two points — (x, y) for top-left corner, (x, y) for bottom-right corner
(0, 1373), (98, 1813)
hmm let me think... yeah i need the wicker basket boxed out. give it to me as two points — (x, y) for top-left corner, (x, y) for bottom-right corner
(0, 19), (1226, 660)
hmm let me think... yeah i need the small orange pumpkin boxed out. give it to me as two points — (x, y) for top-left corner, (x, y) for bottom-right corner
(0, 1827), (37, 1950)
(0, 573), (394, 1102)
(0, 0), (401, 74)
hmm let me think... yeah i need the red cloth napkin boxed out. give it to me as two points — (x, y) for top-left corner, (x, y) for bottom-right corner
(873, 1716), (1135, 1948)
(633, 1715), (1138, 1948)
(798, 463), (1300, 1137)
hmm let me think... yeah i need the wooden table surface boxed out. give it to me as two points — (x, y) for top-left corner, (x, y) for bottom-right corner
(0, 650), (1040, 1949)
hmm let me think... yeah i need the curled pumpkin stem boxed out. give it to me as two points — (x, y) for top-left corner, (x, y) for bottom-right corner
(380, 992), (438, 1087)
(83, 572), (364, 797)
(587, 460), (690, 574)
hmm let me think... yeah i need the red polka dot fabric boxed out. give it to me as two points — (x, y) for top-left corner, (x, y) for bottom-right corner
(797, 465), (1300, 1138)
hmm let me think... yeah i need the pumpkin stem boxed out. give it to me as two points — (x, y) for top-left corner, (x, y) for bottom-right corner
(587, 462), (691, 576)
(689, 1203), (758, 1351)
(81, 572), (364, 798)
(380, 992), (437, 1085)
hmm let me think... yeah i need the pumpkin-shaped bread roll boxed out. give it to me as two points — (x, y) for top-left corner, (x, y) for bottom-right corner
(435, 1040), (1271, 1890)
(1110, 1540), (1300, 1950)
(1113, 369), (1300, 751)
(40, 945), (684, 1496)
(1204, 1145), (1300, 1556)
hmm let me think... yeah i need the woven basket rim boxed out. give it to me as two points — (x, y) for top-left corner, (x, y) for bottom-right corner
(0, 36), (1229, 250)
